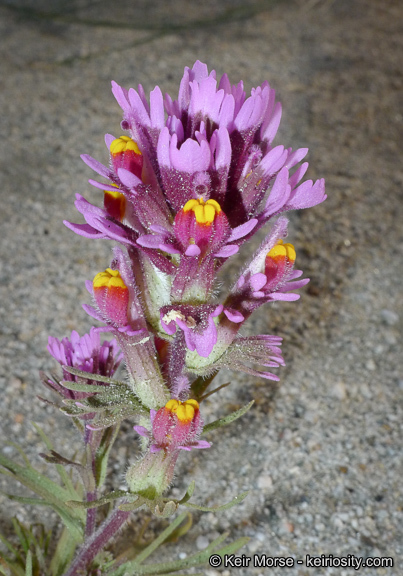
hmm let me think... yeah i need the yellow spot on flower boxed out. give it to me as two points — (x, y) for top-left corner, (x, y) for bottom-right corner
(110, 135), (141, 156)
(93, 268), (127, 290)
(183, 197), (221, 225)
(165, 398), (199, 422)
(267, 239), (296, 263)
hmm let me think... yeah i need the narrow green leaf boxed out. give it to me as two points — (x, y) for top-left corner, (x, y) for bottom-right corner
(199, 381), (230, 401)
(183, 491), (248, 512)
(177, 480), (195, 505)
(203, 401), (254, 434)
(5, 444), (31, 469)
(60, 380), (110, 393)
(51, 506), (84, 543)
(130, 512), (189, 566)
(0, 451), (86, 540)
(11, 520), (29, 554)
(190, 371), (219, 400)
(67, 490), (129, 510)
(212, 536), (250, 557)
(49, 526), (77, 576)
(164, 513), (192, 544)
(2, 494), (48, 507)
(32, 423), (85, 501)
(24, 552), (32, 576)
(107, 532), (230, 575)
(117, 497), (146, 512)
(0, 531), (22, 562)
(95, 424), (120, 488)
(61, 367), (125, 385)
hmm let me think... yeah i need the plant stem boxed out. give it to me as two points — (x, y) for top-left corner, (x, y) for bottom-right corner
(63, 508), (130, 576)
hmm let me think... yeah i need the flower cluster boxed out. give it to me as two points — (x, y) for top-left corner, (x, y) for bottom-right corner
(53, 61), (325, 499)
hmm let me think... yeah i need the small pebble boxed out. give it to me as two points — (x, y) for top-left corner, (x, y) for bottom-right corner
(257, 474), (273, 490)
(380, 309), (399, 326)
(196, 535), (209, 550)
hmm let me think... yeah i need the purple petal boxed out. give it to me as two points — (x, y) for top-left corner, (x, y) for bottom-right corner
(64, 221), (106, 239)
(287, 178), (326, 210)
(288, 162), (309, 188)
(228, 219), (258, 242)
(261, 101), (282, 143)
(117, 168), (142, 189)
(260, 145), (287, 176)
(133, 425), (150, 438)
(185, 244), (201, 256)
(159, 243), (181, 255)
(128, 88), (151, 127)
(137, 234), (164, 248)
(111, 81), (130, 112)
(223, 308), (244, 323)
(81, 154), (111, 179)
(150, 86), (165, 129)
(284, 148), (308, 169)
(82, 304), (104, 322)
(250, 273), (267, 291)
(264, 167), (291, 215)
(214, 245), (239, 258)
(104, 133), (115, 149)
(190, 440), (211, 450)
(85, 280), (93, 294)
(270, 293), (301, 301)
(89, 179), (121, 192)
(157, 127), (171, 168)
(214, 127), (231, 170)
(170, 136), (211, 172)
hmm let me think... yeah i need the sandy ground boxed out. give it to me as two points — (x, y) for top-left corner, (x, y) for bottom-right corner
(0, 0), (402, 573)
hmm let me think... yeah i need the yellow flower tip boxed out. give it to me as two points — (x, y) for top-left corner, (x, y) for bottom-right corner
(165, 399), (180, 412)
(110, 136), (141, 156)
(267, 240), (296, 263)
(93, 268), (127, 290)
(165, 398), (199, 422)
(182, 198), (221, 225)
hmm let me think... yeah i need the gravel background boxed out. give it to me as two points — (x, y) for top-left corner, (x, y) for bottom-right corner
(0, 0), (402, 574)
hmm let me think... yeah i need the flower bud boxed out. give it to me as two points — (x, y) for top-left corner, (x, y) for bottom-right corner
(110, 135), (143, 178)
(174, 197), (230, 255)
(152, 398), (202, 451)
(93, 268), (129, 326)
(265, 239), (296, 284)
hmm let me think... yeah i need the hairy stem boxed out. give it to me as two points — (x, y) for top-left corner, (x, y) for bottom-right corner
(63, 508), (130, 576)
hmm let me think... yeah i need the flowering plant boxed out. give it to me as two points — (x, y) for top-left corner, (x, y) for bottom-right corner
(0, 61), (325, 575)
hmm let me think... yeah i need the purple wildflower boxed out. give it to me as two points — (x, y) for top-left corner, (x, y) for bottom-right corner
(46, 327), (122, 400)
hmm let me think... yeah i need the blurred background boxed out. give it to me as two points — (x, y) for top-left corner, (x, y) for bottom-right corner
(0, 0), (402, 573)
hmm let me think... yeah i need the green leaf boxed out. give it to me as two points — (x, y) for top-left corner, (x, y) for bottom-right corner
(60, 380), (111, 393)
(61, 366), (125, 385)
(11, 520), (29, 554)
(190, 371), (219, 400)
(49, 526), (77, 576)
(131, 512), (189, 566)
(67, 490), (129, 510)
(203, 401), (254, 434)
(24, 552), (32, 576)
(95, 424), (120, 488)
(0, 451), (85, 541)
(31, 424), (79, 500)
(106, 531), (248, 576)
(183, 490), (248, 512)
(0, 530), (23, 563)
(177, 481), (195, 505)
